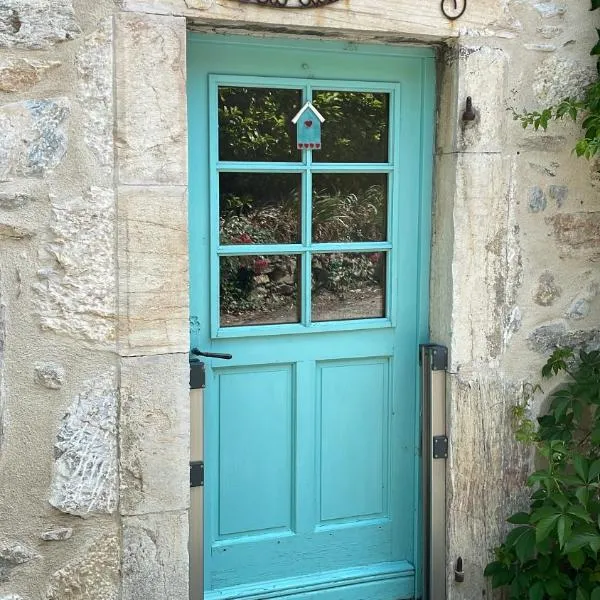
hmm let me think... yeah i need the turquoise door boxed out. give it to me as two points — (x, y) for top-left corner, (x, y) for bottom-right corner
(188, 34), (434, 600)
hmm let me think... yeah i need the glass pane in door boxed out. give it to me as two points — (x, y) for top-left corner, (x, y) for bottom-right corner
(312, 173), (387, 243)
(218, 86), (302, 162)
(312, 91), (389, 163)
(311, 252), (386, 321)
(220, 254), (301, 327)
(219, 172), (302, 245)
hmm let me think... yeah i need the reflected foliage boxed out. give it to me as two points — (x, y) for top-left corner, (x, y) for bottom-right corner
(313, 91), (389, 163)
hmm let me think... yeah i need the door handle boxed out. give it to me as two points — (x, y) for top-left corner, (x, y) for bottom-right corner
(191, 348), (233, 360)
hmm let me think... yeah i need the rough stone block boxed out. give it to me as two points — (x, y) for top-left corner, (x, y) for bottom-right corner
(0, 192), (33, 210)
(0, 540), (37, 582)
(533, 56), (595, 105)
(115, 13), (187, 185)
(533, 2), (566, 17)
(548, 211), (600, 260)
(528, 186), (547, 212)
(0, 57), (60, 92)
(548, 184), (568, 207)
(49, 371), (118, 517)
(0, 98), (69, 179)
(447, 374), (531, 600)
(449, 153), (522, 365)
(122, 511), (188, 600)
(533, 270), (561, 306)
(0, 222), (33, 239)
(34, 187), (116, 344)
(40, 527), (72, 541)
(437, 45), (509, 154)
(34, 363), (65, 389)
(46, 534), (119, 600)
(120, 354), (189, 515)
(528, 321), (600, 353)
(118, 185), (189, 356)
(76, 18), (113, 180)
(566, 281), (598, 320)
(0, 0), (80, 49)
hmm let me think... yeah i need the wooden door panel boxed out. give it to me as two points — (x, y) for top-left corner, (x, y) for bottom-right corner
(318, 359), (389, 523)
(217, 365), (295, 538)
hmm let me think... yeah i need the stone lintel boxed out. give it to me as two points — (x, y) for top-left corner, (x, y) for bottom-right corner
(118, 0), (504, 42)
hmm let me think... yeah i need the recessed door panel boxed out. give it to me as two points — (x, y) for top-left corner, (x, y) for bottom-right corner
(318, 360), (389, 524)
(217, 366), (294, 538)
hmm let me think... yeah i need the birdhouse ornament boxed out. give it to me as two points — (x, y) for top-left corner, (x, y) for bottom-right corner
(292, 101), (325, 150)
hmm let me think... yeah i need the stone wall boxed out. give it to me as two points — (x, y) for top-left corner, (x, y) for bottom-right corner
(0, 1), (598, 600)
(0, 2), (190, 599)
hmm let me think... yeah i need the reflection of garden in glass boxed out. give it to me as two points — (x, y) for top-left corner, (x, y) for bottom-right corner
(216, 85), (391, 328)
(218, 86), (302, 162)
(312, 252), (385, 322)
(220, 255), (300, 327)
(312, 173), (387, 243)
(219, 172), (301, 245)
(312, 91), (389, 163)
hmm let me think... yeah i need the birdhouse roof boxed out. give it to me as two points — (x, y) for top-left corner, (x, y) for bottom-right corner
(291, 101), (325, 124)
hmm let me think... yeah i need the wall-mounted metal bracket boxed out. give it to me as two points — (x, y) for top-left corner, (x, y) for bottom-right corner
(432, 435), (449, 459)
(190, 360), (205, 389)
(190, 461), (204, 487)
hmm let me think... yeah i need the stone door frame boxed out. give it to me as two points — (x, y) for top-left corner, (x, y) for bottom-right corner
(113, 9), (511, 600)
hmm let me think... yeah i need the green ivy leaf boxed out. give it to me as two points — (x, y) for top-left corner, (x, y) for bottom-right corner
(558, 515), (573, 549)
(508, 512), (532, 525)
(592, 0), (600, 10)
(536, 514), (561, 543)
(568, 550), (586, 569)
(546, 578), (566, 597)
(484, 561), (505, 576)
(574, 455), (590, 482)
(516, 528), (537, 562)
(530, 581), (546, 600)
(565, 529), (600, 553)
(569, 503), (593, 522)
(589, 459), (600, 481)
(550, 493), (570, 511)
(578, 587), (591, 600)
(590, 587), (600, 600)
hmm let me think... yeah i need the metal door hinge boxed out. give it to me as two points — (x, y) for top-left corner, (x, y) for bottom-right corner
(432, 435), (448, 459)
(190, 461), (204, 487)
(419, 344), (448, 371)
(190, 360), (205, 389)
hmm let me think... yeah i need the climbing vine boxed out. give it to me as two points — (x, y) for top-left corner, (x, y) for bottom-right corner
(513, 0), (600, 158)
(484, 348), (600, 600)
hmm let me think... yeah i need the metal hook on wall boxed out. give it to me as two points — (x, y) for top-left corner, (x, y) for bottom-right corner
(441, 0), (467, 20)
(462, 96), (476, 121)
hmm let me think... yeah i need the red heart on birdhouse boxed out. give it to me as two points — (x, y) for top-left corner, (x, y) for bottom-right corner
(304, 120), (313, 128)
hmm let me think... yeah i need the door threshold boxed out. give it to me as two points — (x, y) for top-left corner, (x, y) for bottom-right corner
(205, 561), (415, 600)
